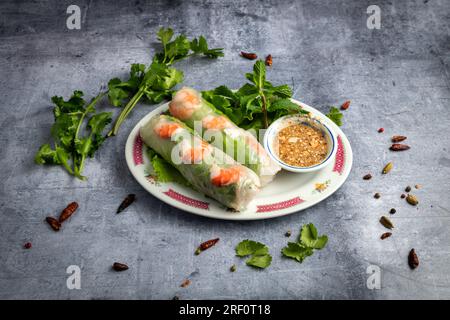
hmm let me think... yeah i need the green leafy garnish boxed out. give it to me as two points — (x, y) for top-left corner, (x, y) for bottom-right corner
(281, 242), (313, 263)
(326, 106), (343, 126)
(299, 223), (328, 249)
(202, 60), (308, 131)
(146, 148), (190, 186)
(281, 223), (328, 263)
(35, 91), (112, 180)
(108, 27), (223, 136)
(235, 240), (272, 269)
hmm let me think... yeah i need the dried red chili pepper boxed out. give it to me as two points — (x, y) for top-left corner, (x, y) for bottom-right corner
(340, 100), (351, 110)
(59, 202), (79, 223)
(265, 54), (272, 66)
(391, 135), (407, 142)
(24, 242), (32, 249)
(117, 194), (136, 214)
(390, 143), (410, 151)
(408, 249), (419, 269)
(195, 238), (220, 255)
(380, 232), (392, 240)
(240, 51), (257, 60)
(45, 217), (61, 231)
(112, 262), (129, 271)
(378, 128), (384, 133)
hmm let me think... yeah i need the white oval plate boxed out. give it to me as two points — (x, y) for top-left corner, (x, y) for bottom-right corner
(125, 99), (353, 220)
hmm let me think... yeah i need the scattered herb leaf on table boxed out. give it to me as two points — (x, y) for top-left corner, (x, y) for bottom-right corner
(281, 223), (328, 263)
(235, 239), (272, 269)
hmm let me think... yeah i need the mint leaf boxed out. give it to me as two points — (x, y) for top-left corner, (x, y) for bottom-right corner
(300, 223), (328, 250)
(281, 242), (313, 262)
(326, 106), (343, 126)
(246, 254), (272, 269)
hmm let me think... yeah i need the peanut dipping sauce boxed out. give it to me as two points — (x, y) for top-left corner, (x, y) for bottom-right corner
(275, 123), (328, 167)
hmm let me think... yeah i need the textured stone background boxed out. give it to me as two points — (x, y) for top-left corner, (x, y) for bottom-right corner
(1, 0), (449, 299)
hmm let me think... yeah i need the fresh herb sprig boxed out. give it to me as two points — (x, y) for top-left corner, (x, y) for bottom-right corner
(202, 60), (308, 131)
(107, 27), (224, 136)
(35, 91), (112, 180)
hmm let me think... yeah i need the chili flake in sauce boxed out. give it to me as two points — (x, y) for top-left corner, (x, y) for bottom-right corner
(276, 124), (328, 167)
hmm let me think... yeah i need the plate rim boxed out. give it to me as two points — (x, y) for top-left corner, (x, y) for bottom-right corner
(125, 98), (353, 221)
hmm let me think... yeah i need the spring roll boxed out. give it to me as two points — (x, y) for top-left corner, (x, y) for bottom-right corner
(169, 87), (281, 186)
(140, 115), (260, 211)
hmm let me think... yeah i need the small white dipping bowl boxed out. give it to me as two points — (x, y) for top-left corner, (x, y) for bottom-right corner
(263, 114), (338, 173)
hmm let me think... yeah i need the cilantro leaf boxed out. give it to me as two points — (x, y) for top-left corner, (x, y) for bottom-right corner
(190, 36), (224, 58)
(300, 223), (328, 250)
(235, 239), (269, 257)
(281, 223), (328, 264)
(35, 144), (60, 165)
(36, 91), (110, 180)
(281, 242), (313, 262)
(107, 63), (146, 107)
(108, 28), (223, 136)
(326, 106), (343, 126)
(246, 254), (272, 269)
(235, 239), (272, 269)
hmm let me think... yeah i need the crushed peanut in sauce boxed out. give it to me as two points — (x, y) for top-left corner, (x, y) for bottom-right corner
(276, 124), (328, 167)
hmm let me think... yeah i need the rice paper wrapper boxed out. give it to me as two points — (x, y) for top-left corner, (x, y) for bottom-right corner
(140, 114), (261, 211)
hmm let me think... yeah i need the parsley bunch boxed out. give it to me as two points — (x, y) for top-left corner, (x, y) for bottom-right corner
(35, 91), (112, 180)
(107, 27), (224, 136)
(202, 60), (308, 131)
(281, 223), (328, 263)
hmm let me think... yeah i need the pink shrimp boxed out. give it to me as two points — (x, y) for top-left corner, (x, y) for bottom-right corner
(181, 140), (210, 163)
(210, 166), (242, 187)
(154, 122), (182, 139)
(202, 115), (233, 130)
(169, 87), (201, 120)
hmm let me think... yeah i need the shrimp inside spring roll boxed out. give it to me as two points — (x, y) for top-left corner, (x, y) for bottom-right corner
(169, 87), (281, 186)
(140, 115), (260, 211)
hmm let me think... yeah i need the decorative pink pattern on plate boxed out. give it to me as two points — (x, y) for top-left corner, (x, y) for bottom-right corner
(133, 134), (144, 166)
(333, 135), (345, 174)
(164, 189), (209, 210)
(257, 197), (304, 213)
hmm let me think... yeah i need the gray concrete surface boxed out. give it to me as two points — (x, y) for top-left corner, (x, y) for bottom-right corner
(1, 0), (450, 300)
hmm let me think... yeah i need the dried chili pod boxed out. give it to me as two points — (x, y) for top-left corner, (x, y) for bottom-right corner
(59, 202), (79, 223)
(408, 249), (419, 269)
(46, 217), (61, 231)
(195, 238), (220, 254)
(240, 51), (257, 60)
(117, 194), (136, 213)
(380, 232), (392, 240)
(390, 143), (410, 151)
(265, 54), (273, 66)
(391, 135), (407, 142)
(112, 262), (129, 271)
(340, 100), (351, 110)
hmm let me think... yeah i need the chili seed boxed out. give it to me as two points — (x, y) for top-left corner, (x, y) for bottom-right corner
(24, 242), (32, 249)
(230, 264), (237, 272)
(389, 208), (396, 214)
(374, 193), (381, 199)
(405, 186), (411, 192)
(363, 174), (372, 180)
